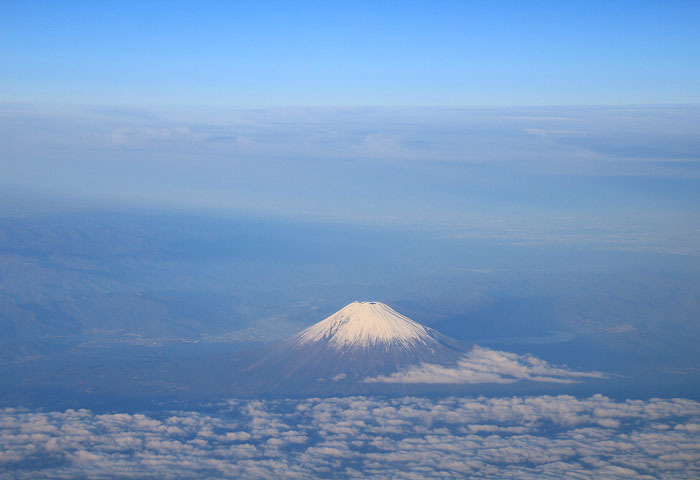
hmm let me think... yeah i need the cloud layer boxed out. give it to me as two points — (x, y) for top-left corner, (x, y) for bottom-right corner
(1, 395), (699, 479)
(364, 346), (606, 384)
(3, 105), (699, 255)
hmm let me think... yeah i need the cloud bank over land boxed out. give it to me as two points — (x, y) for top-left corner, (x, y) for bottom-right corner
(1, 395), (698, 479)
(3, 104), (699, 254)
(364, 346), (606, 384)
(4, 105), (699, 174)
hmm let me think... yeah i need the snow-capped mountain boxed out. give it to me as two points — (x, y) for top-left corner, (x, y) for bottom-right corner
(295, 301), (435, 350)
(240, 301), (469, 394)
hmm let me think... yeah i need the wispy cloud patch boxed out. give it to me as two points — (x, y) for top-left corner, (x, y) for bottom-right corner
(364, 346), (606, 384)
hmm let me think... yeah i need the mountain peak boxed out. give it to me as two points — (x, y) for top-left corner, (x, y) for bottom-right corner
(244, 301), (469, 394)
(294, 301), (433, 349)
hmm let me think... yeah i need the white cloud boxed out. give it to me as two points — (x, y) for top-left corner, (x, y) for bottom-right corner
(364, 346), (606, 384)
(0, 395), (699, 479)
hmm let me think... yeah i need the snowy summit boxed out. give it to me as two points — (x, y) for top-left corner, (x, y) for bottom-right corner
(295, 301), (433, 349)
(244, 301), (468, 393)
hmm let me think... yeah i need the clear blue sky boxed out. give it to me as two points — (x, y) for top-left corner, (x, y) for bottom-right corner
(2, 0), (699, 106)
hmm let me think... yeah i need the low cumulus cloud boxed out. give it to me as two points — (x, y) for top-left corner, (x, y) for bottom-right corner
(364, 346), (606, 384)
(1, 395), (699, 479)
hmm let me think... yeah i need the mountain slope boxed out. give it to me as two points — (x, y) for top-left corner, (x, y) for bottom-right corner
(241, 301), (470, 393)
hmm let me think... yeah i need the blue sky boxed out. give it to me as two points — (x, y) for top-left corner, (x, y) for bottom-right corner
(2, 0), (699, 106)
